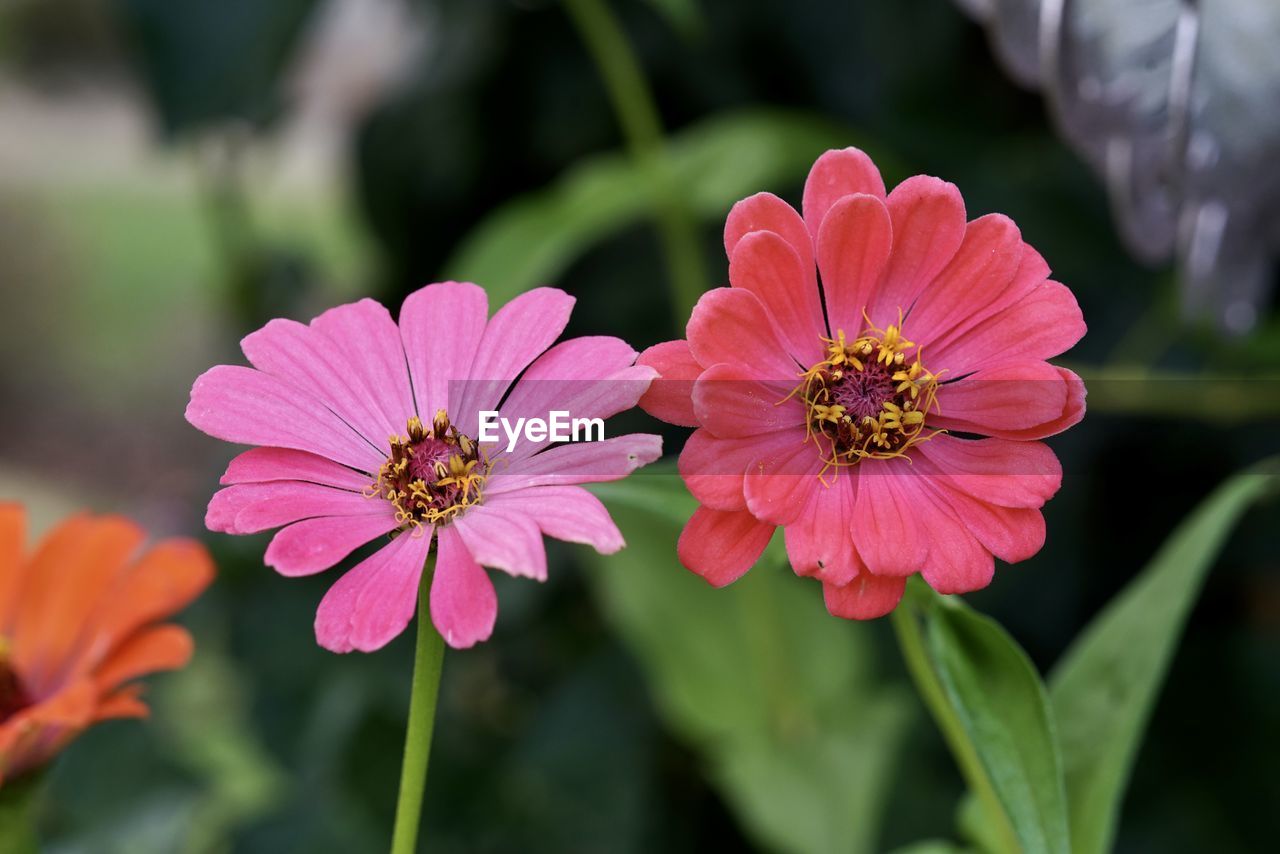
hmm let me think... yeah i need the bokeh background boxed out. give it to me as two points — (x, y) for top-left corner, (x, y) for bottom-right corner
(0, 1), (1277, 852)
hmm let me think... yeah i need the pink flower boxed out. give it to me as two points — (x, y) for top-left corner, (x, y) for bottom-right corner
(637, 148), (1085, 618)
(187, 283), (660, 651)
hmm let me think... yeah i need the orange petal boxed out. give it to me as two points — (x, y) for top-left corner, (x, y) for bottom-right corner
(12, 516), (145, 694)
(93, 624), (193, 692)
(0, 502), (25, 633)
(92, 683), (150, 722)
(0, 678), (97, 782)
(70, 538), (213, 675)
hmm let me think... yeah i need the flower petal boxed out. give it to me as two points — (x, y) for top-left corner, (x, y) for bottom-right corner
(816, 193), (894, 337)
(933, 365), (1085, 440)
(208, 482), (386, 534)
(920, 502), (995, 594)
(430, 526), (497, 649)
(187, 365), (385, 471)
(729, 230), (826, 364)
(453, 287), (576, 437)
(870, 175), (967, 321)
(486, 434), (662, 495)
(851, 459), (929, 576)
(677, 428), (757, 511)
(802, 147), (886, 240)
(93, 624), (193, 693)
(676, 507), (774, 587)
(784, 475), (863, 586)
(915, 435), (1062, 509)
(724, 191), (813, 274)
(687, 287), (800, 379)
(637, 339), (702, 427)
(314, 528), (433, 653)
(930, 279), (1086, 375)
(399, 282), (488, 419)
(692, 362), (805, 438)
(742, 432), (825, 526)
(0, 503), (26, 634)
(265, 512), (400, 577)
(453, 506), (548, 580)
(220, 447), (373, 488)
(905, 214), (1023, 349)
(483, 486), (624, 554)
(822, 573), (906, 619)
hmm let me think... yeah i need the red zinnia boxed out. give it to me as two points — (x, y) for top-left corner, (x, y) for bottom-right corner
(638, 148), (1085, 618)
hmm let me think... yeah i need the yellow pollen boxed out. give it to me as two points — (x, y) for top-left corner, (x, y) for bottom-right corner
(366, 415), (490, 530)
(782, 311), (945, 483)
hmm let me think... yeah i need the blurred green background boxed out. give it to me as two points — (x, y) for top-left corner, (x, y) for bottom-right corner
(0, 1), (1276, 852)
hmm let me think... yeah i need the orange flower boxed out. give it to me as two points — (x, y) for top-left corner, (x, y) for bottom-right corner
(0, 504), (213, 785)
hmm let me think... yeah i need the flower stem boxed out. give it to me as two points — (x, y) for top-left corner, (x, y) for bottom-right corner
(563, 0), (708, 322)
(890, 583), (1021, 854)
(389, 559), (445, 854)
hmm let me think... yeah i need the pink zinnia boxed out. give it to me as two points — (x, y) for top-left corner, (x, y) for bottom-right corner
(187, 283), (660, 651)
(638, 148), (1086, 618)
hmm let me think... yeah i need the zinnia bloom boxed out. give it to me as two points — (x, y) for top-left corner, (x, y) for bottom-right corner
(0, 504), (212, 784)
(638, 148), (1085, 618)
(186, 283), (660, 652)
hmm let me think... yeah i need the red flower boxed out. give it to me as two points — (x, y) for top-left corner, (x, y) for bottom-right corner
(638, 148), (1085, 618)
(0, 505), (212, 784)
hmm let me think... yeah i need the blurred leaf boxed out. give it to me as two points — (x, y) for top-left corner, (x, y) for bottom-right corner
(588, 473), (911, 854)
(1048, 457), (1280, 854)
(0, 773), (42, 854)
(899, 583), (1069, 854)
(112, 0), (319, 136)
(444, 108), (871, 306)
(641, 0), (704, 38)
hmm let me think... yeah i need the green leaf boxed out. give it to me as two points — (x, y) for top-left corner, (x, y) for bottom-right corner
(0, 773), (43, 854)
(587, 474), (911, 854)
(1048, 458), (1279, 854)
(928, 604), (1070, 854)
(443, 108), (875, 306)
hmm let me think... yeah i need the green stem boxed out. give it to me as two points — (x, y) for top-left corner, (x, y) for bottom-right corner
(563, 0), (708, 322)
(890, 585), (1020, 854)
(389, 559), (446, 854)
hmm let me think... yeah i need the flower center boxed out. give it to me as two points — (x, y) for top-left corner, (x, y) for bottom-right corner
(788, 316), (944, 478)
(0, 639), (30, 723)
(370, 411), (489, 528)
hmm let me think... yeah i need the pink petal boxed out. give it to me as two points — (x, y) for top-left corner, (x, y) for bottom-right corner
(220, 447), (373, 489)
(687, 287), (800, 380)
(314, 528), (433, 653)
(452, 506), (548, 580)
(187, 365), (386, 471)
(784, 475), (863, 586)
(923, 242), (1051, 359)
(724, 191), (814, 274)
(729, 231), (826, 365)
(851, 459), (929, 576)
(310, 298), (417, 441)
(929, 280), (1085, 374)
(904, 214), (1023, 349)
(485, 434), (662, 495)
(870, 176), (967, 321)
(919, 501), (995, 594)
(399, 282), (488, 419)
(496, 336), (654, 462)
(637, 340), (702, 427)
(240, 317), (396, 450)
(207, 482), (385, 534)
(816, 193), (894, 337)
(677, 428), (757, 511)
(822, 573), (906, 619)
(933, 361), (1069, 433)
(452, 287), (576, 437)
(430, 526), (497, 649)
(483, 486), (624, 554)
(676, 507), (775, 587)
(691, 362), (806, 438)
(802, 147), (886, 240)
(926, 480), (1047, 564)
(742, 432), (824, 526)
(915, 435), (1062, 509)
(265, 513), (400, 577)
